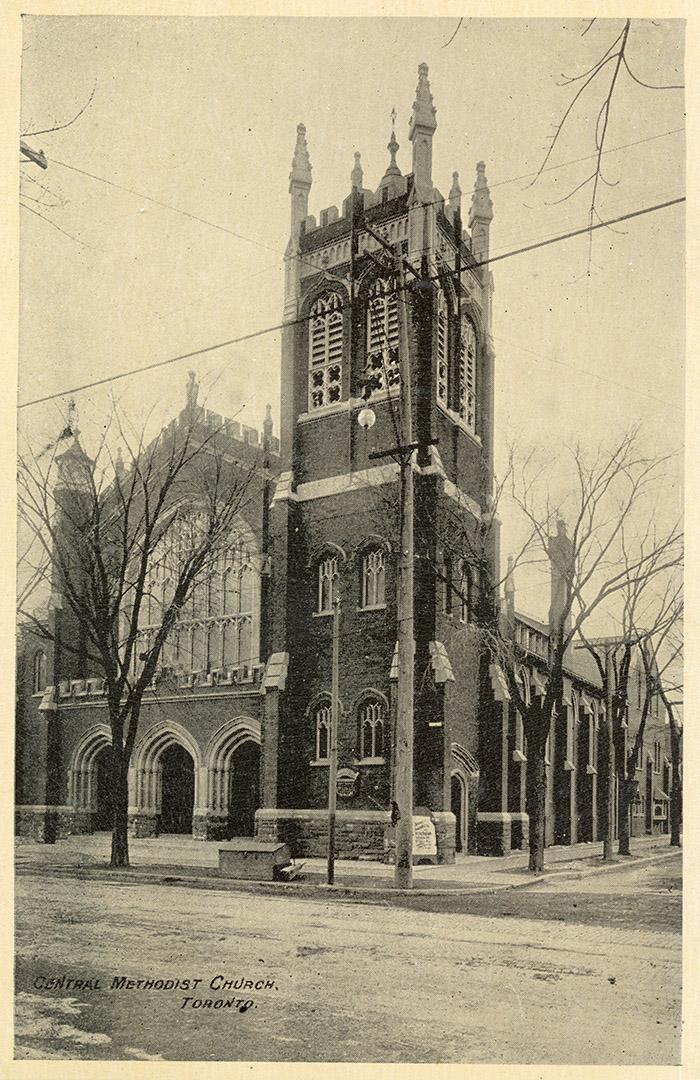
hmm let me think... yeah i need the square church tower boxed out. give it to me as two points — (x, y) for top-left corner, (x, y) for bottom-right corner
(259, 64), (501, 859)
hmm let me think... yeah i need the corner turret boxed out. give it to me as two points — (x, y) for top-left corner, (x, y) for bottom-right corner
(408, 63), (437, 197)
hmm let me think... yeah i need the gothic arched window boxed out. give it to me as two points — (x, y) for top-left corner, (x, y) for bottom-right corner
(317, 554), (339, 614)
(456, 559), (472, 624)
(437, 291), (449, 407)
(359, 697), (386, 761)
(33, 649), (47, 694)
(360, 547), (385, 609)
(314, 701), (331, 761)
(458, 317), (477, 432)
(309, 293), (343, 410)
(365, 278), (400, 395)
(134, 515), (260, 680)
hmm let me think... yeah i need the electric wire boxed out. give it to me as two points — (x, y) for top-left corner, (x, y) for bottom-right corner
(18, 194), (685, 410)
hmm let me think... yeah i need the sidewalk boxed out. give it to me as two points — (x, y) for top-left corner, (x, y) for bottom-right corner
(15, 831), (680, 896)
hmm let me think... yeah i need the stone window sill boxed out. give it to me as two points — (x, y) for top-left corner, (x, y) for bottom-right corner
(299, 400), (350, 423)
(355, 758), (386, 766)
(312, 610), (335, 619)
(435, 399), (482, 447)
(309, 759), (330, 767)
(358, 604), (386, 613)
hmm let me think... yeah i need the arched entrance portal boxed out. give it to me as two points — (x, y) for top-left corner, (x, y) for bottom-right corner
(206, 716), (262, 840)
(93, 746), (116, 831)
(160, 744), (195, 834)
(130, 722), (203, 838)
(451, 772), (467, 853)
(227, 740), (260, 837)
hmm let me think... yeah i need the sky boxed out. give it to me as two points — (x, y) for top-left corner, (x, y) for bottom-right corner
(17, 15), (685, 624)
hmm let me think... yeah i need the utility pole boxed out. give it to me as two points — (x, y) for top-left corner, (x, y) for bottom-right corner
(393, 246), (415, 889)
(20, 140), (48, 170)
(603, 645), (616, 861)
(360, 231), (435, 890)
(327, 593), (340, 885)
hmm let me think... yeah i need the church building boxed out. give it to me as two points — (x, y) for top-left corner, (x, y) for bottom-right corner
(17, 64), (670, 861)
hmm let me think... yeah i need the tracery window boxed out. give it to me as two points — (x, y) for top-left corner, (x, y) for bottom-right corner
(33, 650), (47, 694)
(318, 555), (339, 614)
(359, 698), (385, 761)
(314, 701), (331, 761)
(458, 317), (477, 432)
(134, 515), (258, 679)
(365, 278), (400, 395)
(456, 559), (471, 623)
(309, 293), (343, 410)
(361, 547), (385, 609)
(437, 292), (449, 407)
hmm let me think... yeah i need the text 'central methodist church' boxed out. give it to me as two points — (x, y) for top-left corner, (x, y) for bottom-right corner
(17, 65), (672, 860)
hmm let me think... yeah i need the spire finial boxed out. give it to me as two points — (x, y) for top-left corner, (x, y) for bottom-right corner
(66, 397), (79, 436)
(469, 160), (493, 227)
(351, 150), (363, 191)
(186, 370), (199, 411)
(385, 106), (400, 177)
(449, 170), (462, 213)
(409, 63), (437, 194)
(409, 62), (437, 140)
(289, 122), (312, 192)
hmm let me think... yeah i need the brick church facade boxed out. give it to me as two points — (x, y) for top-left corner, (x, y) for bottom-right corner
(16, 65), (672, 859)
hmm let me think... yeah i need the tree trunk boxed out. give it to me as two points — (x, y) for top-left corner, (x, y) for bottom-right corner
(110, 756), (130, 868)
(526, 746), (547, 873)
(617, 778), (634, 856)
(669, 725), (681, 847)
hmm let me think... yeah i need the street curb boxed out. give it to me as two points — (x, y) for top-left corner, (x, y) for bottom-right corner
(504, 847), (682, 890)
(15, 846), (681, 902)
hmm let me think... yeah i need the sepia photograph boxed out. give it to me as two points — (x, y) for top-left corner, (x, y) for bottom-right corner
(12, 11), (685, 1070)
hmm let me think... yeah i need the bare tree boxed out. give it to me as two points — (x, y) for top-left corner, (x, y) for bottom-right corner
(580, 555), (682, 856)
(528, 19), (684, 273)
(408, 429), (681, 873)
(17, 388), (263, 867)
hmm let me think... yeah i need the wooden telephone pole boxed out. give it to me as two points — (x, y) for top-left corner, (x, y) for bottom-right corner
(362, 229), (435, 890)
(393, 248), (415, 889)
(327, 595), (340, 884)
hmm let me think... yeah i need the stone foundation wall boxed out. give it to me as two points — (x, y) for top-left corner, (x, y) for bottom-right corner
(15, 806), (93, 842)
(510, 812), (529, 851)
(127, 812), (158, 838)
(256, 808), (457, 864)
(431, 812), (456, 865)
(256, 808), (391, 859)
(476, 811), (512, 855)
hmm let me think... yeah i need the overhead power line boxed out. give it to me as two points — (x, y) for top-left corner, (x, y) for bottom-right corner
(44, 125), (683, 269)
(18, 195), (685, 410)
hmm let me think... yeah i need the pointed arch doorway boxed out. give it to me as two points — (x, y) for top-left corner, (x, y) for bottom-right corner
(451, 772), (468, 853)
(93, 745), (116, 830)
(160, 743), (195, 834)
(227, 740), (261, 837)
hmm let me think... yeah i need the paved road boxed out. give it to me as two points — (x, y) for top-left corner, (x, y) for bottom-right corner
(15, 855), (681, 1064)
